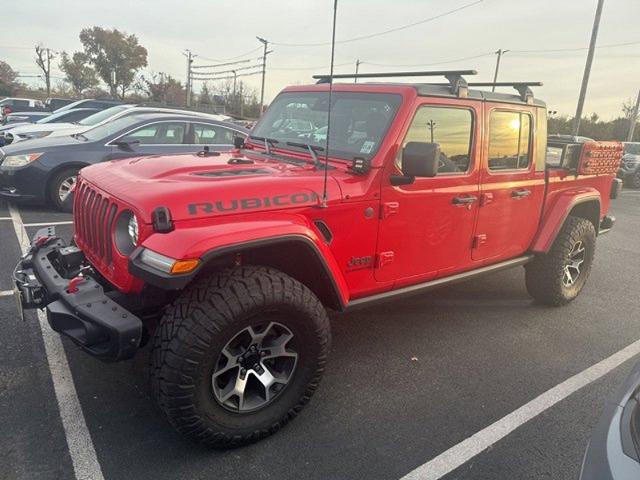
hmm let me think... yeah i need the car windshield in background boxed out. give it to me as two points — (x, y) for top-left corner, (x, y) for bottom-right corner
(79, 115), (140, 141)
(78, 105), (132, 126)
(251, 92), (402, 161)
(624, 143), (640, 155)
(35, 110), (75, 124)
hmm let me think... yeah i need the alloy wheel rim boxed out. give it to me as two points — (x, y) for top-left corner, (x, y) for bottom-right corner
(211, 321), (298, 413)
(563, 240), (586, 287)
(58, 176), (76, 202)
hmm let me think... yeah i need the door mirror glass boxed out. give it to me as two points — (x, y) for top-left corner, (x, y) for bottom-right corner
(402, 142), (440, 177)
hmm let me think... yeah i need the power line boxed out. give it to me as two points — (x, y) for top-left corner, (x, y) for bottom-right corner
(190, 71), (263, 82)
(270, 61), (353, 71)
(191, 63), (263, 76)
(191, 57), (262, 69)
(197, 46), (263, 63)
(270, 0), (483, 47)
(360, 52), (494, 68)
(511, 40), (640, 53)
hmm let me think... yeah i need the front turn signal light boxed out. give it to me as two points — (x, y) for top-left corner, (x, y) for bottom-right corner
(170, 259), (200, 274)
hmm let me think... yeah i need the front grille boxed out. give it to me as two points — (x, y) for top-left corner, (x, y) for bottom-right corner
(74, 179), (119, 268)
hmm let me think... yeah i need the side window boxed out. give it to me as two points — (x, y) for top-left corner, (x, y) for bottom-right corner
(120, 122), (186, 145)
(14, 100), (29, 108)
(192, 123), (235, 145)
(397, 106), (473, 175)
(488, 111), (532, 171)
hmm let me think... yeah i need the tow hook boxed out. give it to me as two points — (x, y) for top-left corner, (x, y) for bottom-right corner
(66, 276), (86, 294)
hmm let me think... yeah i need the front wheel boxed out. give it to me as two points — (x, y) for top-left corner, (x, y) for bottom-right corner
(48, 167), (79, 212)
(150, 266), (331, 447)
(525, 216), (596, 306)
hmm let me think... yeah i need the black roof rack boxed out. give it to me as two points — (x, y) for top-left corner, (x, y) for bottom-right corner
(312, 70), (477, 98)
(467, 82), (542, 104)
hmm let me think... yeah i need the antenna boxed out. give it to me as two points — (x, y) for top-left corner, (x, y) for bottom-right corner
(320, 0), (338, 208)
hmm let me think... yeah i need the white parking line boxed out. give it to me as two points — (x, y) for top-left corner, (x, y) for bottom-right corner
(9, 205), (105, 480)
(23, 220), (74, 227)
(0, 289), (14, 297)
(0, 216), (13, 221)
(400, 340), (640, 480)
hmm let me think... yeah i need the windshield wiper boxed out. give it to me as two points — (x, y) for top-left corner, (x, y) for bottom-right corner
(286, 141), (325, 168)
(249, 135), (279, 155)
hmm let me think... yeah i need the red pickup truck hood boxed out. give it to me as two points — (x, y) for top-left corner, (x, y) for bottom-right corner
(79, 152), (342, 223)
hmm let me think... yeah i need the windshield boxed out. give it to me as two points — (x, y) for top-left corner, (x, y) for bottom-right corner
(78, 105), (131, 126)
(53, 99), (86, 113)
(624, 143), (640, 155)
(36, 109), (78, 124)
(251, 91), (402, 161)
(79, 115), (141, 141)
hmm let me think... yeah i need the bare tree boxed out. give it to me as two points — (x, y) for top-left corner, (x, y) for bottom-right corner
(35, 44), (56, 97)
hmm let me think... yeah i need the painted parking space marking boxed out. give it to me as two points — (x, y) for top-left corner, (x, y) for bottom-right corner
(23, 220), (73, 227)
(9, 205), (105, 480)
(0, 290), (15, 297)
(400, 339), (640, 480)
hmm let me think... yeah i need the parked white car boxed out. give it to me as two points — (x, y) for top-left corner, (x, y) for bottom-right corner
(4, 105), (232, 144)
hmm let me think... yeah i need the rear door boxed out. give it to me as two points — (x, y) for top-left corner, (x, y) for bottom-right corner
(472, 107), (545, 261)
(187, 122), (242, 151)
(375, 99), (481, 284)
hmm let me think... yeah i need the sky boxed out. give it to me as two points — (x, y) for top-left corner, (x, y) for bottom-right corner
(2, 0), (639, 119)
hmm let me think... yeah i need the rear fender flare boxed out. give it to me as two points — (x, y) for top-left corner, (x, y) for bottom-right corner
(530, 189), (601, 253)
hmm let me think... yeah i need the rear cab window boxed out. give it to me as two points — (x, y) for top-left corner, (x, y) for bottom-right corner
(488, 111), (532, 171)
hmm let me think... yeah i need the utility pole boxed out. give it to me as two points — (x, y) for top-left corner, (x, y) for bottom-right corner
(231, 70), (238, 116)
(627, 89), (640, 142)
(183, 49), (194, 107)
(257, 36), (270, 114)
(491, 49), (509, 91)
(573, 0), (605, 136)
(354, 59), (361, 83)
(426, 120), (436, 143)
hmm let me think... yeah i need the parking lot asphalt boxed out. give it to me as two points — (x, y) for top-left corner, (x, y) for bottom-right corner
(1, 191), (639, 480)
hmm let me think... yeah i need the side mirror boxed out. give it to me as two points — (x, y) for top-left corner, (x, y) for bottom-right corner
(233, 135), (245, 149)
(391, 142), (440, 185)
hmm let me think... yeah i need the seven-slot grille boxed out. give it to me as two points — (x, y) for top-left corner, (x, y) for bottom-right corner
(74, 179), (119, 267)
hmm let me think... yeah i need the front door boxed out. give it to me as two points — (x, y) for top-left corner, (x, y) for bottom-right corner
(375, 101), (481, 284)
(472, 108), (545, 261)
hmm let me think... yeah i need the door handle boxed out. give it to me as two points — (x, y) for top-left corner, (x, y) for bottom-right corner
(452, 195), (478, 206)
(511, 189), (531, 199)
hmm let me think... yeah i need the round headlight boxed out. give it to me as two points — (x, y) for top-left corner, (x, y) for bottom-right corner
(128, 215), (139, 245)
(115, 210), (139, 255)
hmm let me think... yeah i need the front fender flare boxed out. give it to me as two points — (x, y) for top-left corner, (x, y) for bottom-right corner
(530, 189), (601, 253)
(131, 213), (349, 309)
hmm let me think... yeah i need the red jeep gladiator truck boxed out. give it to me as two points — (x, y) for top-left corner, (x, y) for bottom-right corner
(14, 70), (623, 446)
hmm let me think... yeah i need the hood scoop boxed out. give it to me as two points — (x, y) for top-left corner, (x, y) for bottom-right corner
(193, 168), (272, 178)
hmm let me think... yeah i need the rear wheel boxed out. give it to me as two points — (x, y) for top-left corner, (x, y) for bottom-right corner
(525, 216), (596, 306)
(150, 266), (331, 447)
(48, 167), (78, 212)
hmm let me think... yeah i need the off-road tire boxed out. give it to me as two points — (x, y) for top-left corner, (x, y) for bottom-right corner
(525, 216), (596, 306)
(48, 167), (78, 212)
(629, 171), (640, 189)
(150, 266), (331, 448)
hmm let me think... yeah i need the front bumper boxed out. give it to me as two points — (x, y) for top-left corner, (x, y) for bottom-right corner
(14, 227), (143, 361)
(579, 361), (640, 479)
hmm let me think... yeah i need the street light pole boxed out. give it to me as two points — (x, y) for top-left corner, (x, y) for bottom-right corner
(492, 49), (509, 92)
(626, 89), (640, 142)
(183, 49), (194, 107)
(232, 70), (237, 115)
(257, 36), (269, 114)
(354, 59), (361, 83)
(573, 0), (605, 136)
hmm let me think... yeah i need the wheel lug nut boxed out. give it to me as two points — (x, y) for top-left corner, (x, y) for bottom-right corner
(260, 351), (266, 357)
